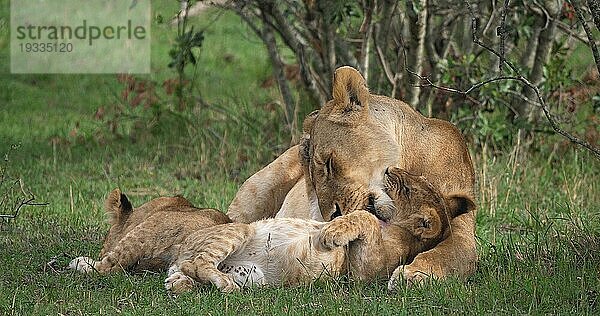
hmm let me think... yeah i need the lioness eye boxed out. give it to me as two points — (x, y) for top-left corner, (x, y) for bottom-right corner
(324, 155), (334, 176)
(402, 184), (411, 196)
(367, 194), (376, 211)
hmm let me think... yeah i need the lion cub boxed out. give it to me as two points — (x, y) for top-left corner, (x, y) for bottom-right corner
(68, 190), (231, 274)
(163, 167), (474, 293)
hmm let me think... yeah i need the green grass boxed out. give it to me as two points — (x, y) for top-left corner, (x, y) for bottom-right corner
(1, 1), (599, 315)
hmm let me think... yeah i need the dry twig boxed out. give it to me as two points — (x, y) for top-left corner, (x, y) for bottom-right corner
(0, 179), (48, 220)
(1, 147), (48, 220)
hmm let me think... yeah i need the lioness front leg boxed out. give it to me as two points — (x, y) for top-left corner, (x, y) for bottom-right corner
(389, 213), (477, 289)
(228, 145), (303, 223)
(320, 211), (385, 280)
(167, 223), (253, 293)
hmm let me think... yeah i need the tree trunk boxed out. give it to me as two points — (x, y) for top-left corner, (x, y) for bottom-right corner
(359, 0), (375, 83)
(519, 26), (541, 70)
(517, 0), (563, 122)
(261, 23), (296, 135)
(405, 0), (428, 108)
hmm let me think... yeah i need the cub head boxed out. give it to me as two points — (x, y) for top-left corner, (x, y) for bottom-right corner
(300, 66), (399, 221)
(378, 167), (475, 257)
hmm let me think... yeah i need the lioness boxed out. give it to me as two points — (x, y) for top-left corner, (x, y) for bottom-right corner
(70, 168), (474, 293)
(228, 66), (477, 283)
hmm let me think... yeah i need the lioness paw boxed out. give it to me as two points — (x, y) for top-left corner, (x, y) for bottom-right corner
(68, 256), (97, 273)
(388, 265), (429, 291)
(164, 272), (195, 294)
(320, 219), (360, 249)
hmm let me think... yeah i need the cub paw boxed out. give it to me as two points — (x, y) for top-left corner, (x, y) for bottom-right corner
(68, 256), (97, 273)
(319, 218), (360, 249)
(214, 275), (240, 293)
(387, 265), (430, 291)
(164, 272), (195, 294)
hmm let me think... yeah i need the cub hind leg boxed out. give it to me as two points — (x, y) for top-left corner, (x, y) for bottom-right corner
(69, 224), (157, 274)
(165, 223), (254, 293)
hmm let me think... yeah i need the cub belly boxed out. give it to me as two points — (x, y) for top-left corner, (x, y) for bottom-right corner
(219, 218), (345, 287)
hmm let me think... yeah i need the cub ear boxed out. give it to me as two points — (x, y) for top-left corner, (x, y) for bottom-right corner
(302, 110), (319, 134)
(406, 211), (441, 240)
(105, 188), (133, 225)
(327, 66), (369, 120)
(445, 194), (476, 219)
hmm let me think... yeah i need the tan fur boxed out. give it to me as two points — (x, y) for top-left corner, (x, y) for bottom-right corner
(228, 66), (477, 283)
(275, 177), (322, 221)
(68, 189), (231, 274)
(164, 168), (473, 293)
(228, 145), (304, 223)
(71, 169), (473, 293)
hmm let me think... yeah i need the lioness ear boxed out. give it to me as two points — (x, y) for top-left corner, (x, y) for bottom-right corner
(328, 66), (369, 119)
(445, 194), (476, 219)
(302, 110), (319, 134)
(105, 188), (133, 225)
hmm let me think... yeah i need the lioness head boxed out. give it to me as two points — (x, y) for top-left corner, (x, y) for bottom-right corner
(379, 167), (476, 257)
(300, 66), (399, 221)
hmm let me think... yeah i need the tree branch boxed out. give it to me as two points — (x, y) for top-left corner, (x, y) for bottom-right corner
(458, 0), (600, 159)
(260, 20), (297, 135)
(373, 31), (395, 86)
(570, 0), (600, 75)
(556, 20), (590, 45)
(587, 0), (600, 31)
(359, 0), (375, 82)
(405, 0), (428, 108)
(262, 1), (329, 102)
